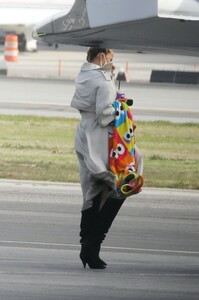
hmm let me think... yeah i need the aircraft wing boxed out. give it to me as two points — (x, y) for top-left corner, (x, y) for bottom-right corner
(33, 0), (199, 55)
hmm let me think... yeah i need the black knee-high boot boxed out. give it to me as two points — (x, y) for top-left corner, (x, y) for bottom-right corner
(98, 197), (125, 238)
(79, 196), (125, 269)
(92, 197), (125, 266)
(79, 203), (106, 269)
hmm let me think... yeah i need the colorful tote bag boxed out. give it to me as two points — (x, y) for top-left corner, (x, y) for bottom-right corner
(109, 98), (144, 197)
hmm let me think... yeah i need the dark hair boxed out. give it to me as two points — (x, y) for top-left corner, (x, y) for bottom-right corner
(87, 47), (111, 62)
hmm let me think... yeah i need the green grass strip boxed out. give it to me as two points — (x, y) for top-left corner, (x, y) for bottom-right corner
(0, 115), (198, 190)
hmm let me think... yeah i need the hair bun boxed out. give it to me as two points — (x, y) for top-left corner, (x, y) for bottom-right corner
(87, 47), (109, 62)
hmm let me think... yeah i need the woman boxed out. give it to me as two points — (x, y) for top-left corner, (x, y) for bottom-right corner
(71, 48), (143, 269)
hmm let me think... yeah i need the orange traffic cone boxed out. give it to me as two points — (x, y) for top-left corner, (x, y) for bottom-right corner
(4, 34), (19, 62)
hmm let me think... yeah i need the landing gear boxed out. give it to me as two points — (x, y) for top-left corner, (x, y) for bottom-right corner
(18, 33), (26, 52)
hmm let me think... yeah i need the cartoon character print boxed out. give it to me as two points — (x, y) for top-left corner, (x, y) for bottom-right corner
(109, 98), (144, 195)
(125, 162), (136, 173)
(109, 122), (136, 188)
(109, 99), (138, 187)
(117, 114), (136, 153)
(123, 123), (134, 143)
(112, 100), (125, 128)
(109, 131), (127, 166)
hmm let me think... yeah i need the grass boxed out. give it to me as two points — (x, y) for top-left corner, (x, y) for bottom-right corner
(0, 115), (198, 190)
(136, 121), (199, 189)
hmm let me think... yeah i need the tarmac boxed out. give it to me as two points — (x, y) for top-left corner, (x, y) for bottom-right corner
(1, 47), (199, 82)
(0, 47), (199, 299)
(0, 178), (199, 300)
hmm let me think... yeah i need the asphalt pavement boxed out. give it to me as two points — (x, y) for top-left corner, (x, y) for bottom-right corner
(0, 180), (199, 300)
(0, 50), (199, 122)
(0, 49), (199, 299)
(1, 48), (199, 81)
(0, 77), (199, 122)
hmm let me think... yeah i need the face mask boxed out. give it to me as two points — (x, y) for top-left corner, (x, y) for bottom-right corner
(100, 54), (113, 72)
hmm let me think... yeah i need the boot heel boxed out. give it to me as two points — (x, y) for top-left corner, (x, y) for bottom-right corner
(81, 258), (87, 268)
(80, 253), (87, 268)
(80, 248), (106, 269)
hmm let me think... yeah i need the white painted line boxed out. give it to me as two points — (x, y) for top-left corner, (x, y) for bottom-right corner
(0, 240), (79, 248)
(0, 240), (199, 255)
(103, 246), (199, 255)
(0, 271), (198, 277)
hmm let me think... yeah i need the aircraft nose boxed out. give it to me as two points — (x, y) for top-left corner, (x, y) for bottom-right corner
(32, 24), (48, 40)
(32, 26), (38, 39)
(32, 15), (54, 41)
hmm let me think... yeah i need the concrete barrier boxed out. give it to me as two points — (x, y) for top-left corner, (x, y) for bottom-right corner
(150, 70), (199, 84)
(175, 71), (199, 84)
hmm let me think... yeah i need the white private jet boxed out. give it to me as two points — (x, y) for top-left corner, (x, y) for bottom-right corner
(33, 0), (199, 56)
(0, 0), (74, 51)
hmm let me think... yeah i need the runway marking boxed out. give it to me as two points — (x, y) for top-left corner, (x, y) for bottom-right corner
(0, 271), (198, 277)
(0, 240), (199, 255)
(103, 246), (199, 255)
